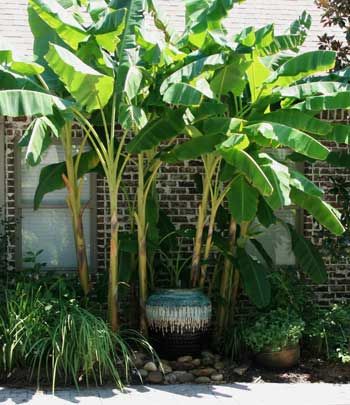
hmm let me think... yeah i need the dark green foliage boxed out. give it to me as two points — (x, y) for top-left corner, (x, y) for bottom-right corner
(244, 308), (305, 353)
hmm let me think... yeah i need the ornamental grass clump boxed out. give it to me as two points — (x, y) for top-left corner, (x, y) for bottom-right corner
(0, 281), (152, 391)
(244, 308), (305, 353)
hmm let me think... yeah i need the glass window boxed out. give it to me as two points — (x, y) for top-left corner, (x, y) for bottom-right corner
(18, 143), (95, 270)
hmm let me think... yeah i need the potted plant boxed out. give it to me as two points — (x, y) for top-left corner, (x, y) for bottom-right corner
(244, 309), (305, 369)
(146, 235), (212, 359)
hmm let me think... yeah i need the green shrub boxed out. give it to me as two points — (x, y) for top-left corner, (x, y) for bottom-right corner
(244, 309), (305, 353)
(304, 303), (350, 363)
(0, 281), (154, 391)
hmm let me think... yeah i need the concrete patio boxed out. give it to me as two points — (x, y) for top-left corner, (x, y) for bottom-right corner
(1, 383), (350, 405)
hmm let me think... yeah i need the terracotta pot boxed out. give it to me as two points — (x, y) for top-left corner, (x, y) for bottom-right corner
(146, 289), (212, 359)
(255, 344), (300, 369)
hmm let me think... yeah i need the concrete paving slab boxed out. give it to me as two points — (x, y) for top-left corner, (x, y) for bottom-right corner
(0, 383), (350, 405)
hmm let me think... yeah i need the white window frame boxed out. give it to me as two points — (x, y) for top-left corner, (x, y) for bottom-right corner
(15, 138), (97, 272)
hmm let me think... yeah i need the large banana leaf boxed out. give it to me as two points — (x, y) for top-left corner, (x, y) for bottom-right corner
(89, 8), (127, 52)
(160, 53), (225, 94)
(34, 150), (100, 209)
(45, 44), (114, 112)
(210, 55), (251, 96)
(126, 110), (186, 153)
(237, 248), (271, 308)
(161, 133), (226, 163)
(29, 0), (88, 50)
(217, 142), (273, 196)
(0, 90), (71, 116)
(294, 91), (350, 112)
(246, 122), (329, 160)
(257, 196), (277, 228)
(185, 0), (239, 48)
(290, 187), (344, 235)
(163, 82), (213, 106)
(227, 175), (259, 222)
(257, 153), (291, 210)
(274, 81), (350, 100)
(260, 110), (332, 137)
(112, 0), (145, 112)
(287, 224), (327, 283)
(289, 169), (324, 198)
(0, 67), (44, 92)
(264, 50), (336, 89)
(200, 117), (243, 135)
(19, 117), (59, 166)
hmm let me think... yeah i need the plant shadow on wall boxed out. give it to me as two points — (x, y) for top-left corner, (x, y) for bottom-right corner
(1, 0), (350, 388)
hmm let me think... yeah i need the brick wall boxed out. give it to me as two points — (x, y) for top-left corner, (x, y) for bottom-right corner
(0, 1), (349, 306)
(305, 110), (350, 305)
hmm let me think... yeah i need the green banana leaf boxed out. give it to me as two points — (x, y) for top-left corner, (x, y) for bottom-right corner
(29, 0), (88, 50)
(0, 90), (72, 116)
(217, 142), (273, 197)
(113, 0), (145, 113)
(161, 133), (226, 163)
(89, 8), (127, 52)
(287, 224), (327, 283)
(294, 91), (350, 112)
(290, 187), (344, 235)
(256, 153), (291, 210)
(227, 175), (259, 222)
(126, 110), (186, 153)
(289, 169), (324, 197)
(45, 43), (114, 112)
(246, 122), (329, 160)
(237, 248), (271, 308)
(264, 50), (336, 89)
(160, 53), (225, 94)
(163, 82), (213, 106)
(34, 149), (100, 209)
(18, 117), (59, 166)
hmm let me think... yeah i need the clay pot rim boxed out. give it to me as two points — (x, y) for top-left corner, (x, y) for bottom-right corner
(258, 343), (300, 355)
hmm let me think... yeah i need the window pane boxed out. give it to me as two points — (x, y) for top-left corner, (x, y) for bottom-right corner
(21, 144), (91, 206)
(21, 208), (91, 268)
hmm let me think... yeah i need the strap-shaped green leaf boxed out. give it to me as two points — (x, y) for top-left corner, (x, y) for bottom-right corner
(257, 153), (291, 210)
(89, 8), (127, 52)
(29, 0), (88, 50)
(227, 175), (259, 223)
(0, 90), (71, 116)
(261, 110), (332, 137)
(287, 224), (327, 283)
(161, 133), (226, 163)
(237, 248), (271, 308)
(163, 82), (213, 106)
(34, 150), (99, 209)
(246, 122), (329, 160)
(264, 50), (336, 88)
(218, 142), (273, 197)
(290, 187), (344, 236)
(19, 117), (58, 166)
(160, 53), (225, 94)
(45, 44), (114, 112)
(294, 91), (350, 112)
(289, 169), (324, 198)
(126, 110), (186, 153)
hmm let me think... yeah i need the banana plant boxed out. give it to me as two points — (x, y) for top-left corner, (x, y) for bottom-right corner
(128, 1), (350, 329)
(0, 0), (135, 331)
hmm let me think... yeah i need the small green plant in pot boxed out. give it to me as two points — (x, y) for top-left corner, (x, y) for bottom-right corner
(244, 309), (305, 369)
